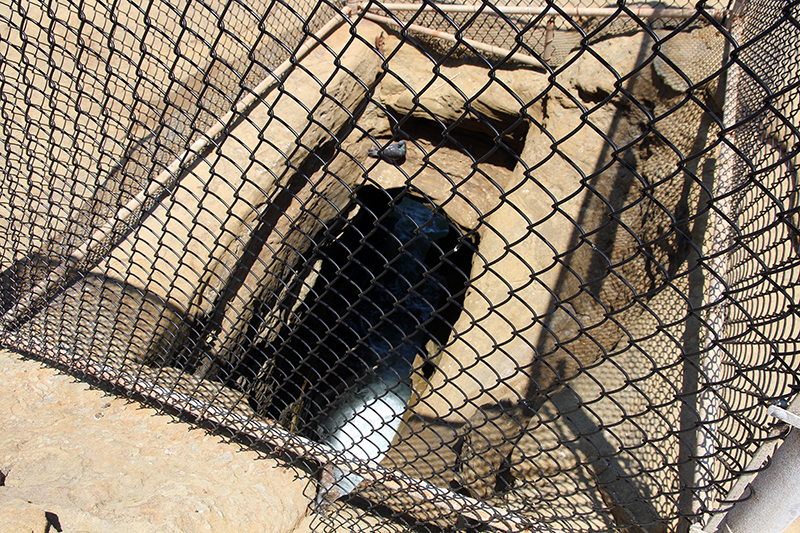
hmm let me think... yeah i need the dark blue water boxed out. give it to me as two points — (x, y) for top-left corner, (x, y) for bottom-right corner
(343, 197), (450, 384)
(313, 197), (450, 504)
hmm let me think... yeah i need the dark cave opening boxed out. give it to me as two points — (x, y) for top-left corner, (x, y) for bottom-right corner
(396, 114), (528, 172)
(240, 184), (475, 438)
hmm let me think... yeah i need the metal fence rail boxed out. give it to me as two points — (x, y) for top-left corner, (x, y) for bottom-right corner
(1, 0), (798, 531)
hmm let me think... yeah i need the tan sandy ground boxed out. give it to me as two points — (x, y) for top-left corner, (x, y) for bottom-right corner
(0, 349), (312, 533)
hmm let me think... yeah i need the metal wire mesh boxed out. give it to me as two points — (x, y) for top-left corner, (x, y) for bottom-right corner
(1, 0), (798, 531)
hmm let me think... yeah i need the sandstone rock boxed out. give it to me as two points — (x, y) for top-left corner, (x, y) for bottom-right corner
(379, 33), (551, 128)
(39, 274), (192, 371)
(510, 385), (669, 533)
(0, 0), (314, 272)
(414, 95), (624, 423)
(51, 20), (385, 372)
(4, 15), (728, 533)
(0, 349), (310, 533)
(560, 32), (657, 104)
(201, 23), (388, 380)
(0, 500), (51, 533)
(400, 20), (719, 425)
(653, 26), (726, 95)
(365, 138), (508, 230)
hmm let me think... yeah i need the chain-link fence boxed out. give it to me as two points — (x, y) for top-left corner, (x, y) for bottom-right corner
(1, 0), (798, 530)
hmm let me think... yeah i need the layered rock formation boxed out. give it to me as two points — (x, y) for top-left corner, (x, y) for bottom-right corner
(8, 10), (726, 532)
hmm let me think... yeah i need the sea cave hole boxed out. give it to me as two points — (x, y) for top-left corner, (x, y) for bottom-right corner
(242, 185), (475, 446)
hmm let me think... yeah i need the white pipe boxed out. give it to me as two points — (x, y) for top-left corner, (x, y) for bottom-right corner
(713, 428), (800, 533)
(769, 405), (800, 430)
(701, 399), (800, 533)
(362, 2), (723, 19)
(316, 377), (412, 506)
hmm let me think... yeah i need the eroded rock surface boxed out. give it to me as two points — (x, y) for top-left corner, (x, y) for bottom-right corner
(361, 27), (722, 532)
(0, 349), (310, 533)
